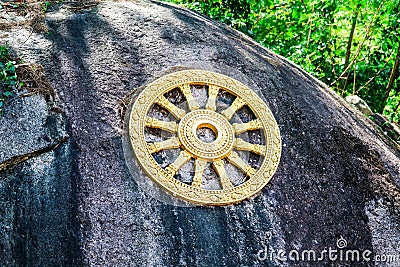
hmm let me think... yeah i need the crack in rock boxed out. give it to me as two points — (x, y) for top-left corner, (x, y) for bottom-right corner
(0, 136), (68, 172)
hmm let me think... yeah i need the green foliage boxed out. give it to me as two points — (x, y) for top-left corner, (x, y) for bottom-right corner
(172, 0), (253, 33)
(0, 44), (18, 116)
(42, 1), (51, 13)
(384, 90), (400, 122)
(164, 0), (400, 122)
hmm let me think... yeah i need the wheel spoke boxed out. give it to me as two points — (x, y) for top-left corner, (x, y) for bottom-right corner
(205, 85), (219, 111)
(235, 138), (266, 155)
(227, 151), (256, 176)
(212, 160), (234, 189)
(179, 84), (200, 111)
(165, 150), (192, 176)
(148, 137), (180, 154)
(221, 97), (246, 120)
(192, 158), (207, 187)
(232, 119), (262, 134)
(145, 116), (178, 133)
(156, 95), (186, 119)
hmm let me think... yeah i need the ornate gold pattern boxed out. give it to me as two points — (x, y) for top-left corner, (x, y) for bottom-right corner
(148, 137), (180, 154)
(156, 95), (186, 119)
(129, 70), (281, 205)
(145, 116), (178, 133)
(179, 84), (200, 111)
(234, 138), (267, 155)
(232, 119), (262, 134)
(221, 97), (246, 120)
(178, 109), (235, 160)
(227, 151), (256, 177)
(205, 85), (219, 111)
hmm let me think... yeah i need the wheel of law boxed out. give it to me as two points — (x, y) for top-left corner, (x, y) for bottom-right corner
(128, 70), (281, 205)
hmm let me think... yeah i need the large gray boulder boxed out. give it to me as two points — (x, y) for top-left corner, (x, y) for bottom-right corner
(1, 1), (399, 266)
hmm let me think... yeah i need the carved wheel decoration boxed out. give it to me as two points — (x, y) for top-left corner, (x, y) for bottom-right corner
(129, 70), (281, 205)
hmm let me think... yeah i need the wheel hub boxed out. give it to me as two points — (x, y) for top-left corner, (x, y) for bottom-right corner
(178, 109), (235, 160)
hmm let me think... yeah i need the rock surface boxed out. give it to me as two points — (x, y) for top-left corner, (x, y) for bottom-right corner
(372, 113), (400, 145)
(345, 95), (373, 116)
(0, 94), (79, 265)
(1, 1), (399, 266)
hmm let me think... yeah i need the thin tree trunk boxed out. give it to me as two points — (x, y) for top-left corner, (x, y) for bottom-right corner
(306, 4), (315, 48)
(381, 44), (400, 112)
(331, 2), (383, 87)
(340, 11), (358, 94)
(344, 11), (358, 73)
(356, 50), (394, 94)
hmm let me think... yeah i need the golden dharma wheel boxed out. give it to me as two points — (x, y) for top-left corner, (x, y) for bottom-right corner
(128, 70), (281, 205)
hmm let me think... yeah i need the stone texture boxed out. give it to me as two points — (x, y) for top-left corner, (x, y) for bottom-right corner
(0, 1), (399, 266)
(0, 143), (80, 266)
(372, 113), (400, 145)
(345, 95), (373, 116)
(0, 93), (79, 265)
(0, 94), (68, 169)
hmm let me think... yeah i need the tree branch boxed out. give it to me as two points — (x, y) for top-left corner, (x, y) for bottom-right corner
(356, 50), (395, 94)
(330, 2), (384, 86)
(381, 44), (400, 111)
(343, 11), (358, 74)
